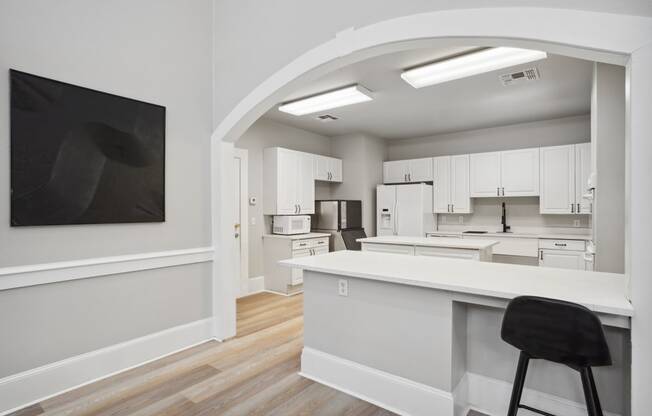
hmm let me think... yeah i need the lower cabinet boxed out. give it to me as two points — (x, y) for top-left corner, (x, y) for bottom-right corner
(263, 235), (329, 294)
(538, 239), (590, 270)
(361, 242), (488, 261)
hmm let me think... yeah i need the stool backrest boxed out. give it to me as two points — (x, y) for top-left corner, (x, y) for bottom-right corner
(501, 296), (611, 368)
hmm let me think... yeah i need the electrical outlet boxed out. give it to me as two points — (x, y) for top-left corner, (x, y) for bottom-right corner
(573, 219), (581, 228)
(458, 216), (464, 224)
(338, 279), (348, 297)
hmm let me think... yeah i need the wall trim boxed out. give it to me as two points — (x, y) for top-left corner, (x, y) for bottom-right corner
(237, 275), (265, 298)
(0, 247), (214, 291)
(454, 372), (621, 416)
(0, 317), (215, 415)
(300, 347), (454, 416)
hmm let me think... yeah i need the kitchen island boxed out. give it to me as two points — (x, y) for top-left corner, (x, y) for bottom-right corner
(280, 251), (632, 416)
(358, 235), (498, 261)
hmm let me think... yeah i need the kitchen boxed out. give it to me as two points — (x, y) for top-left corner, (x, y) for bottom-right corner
(234, 45), (628, 416)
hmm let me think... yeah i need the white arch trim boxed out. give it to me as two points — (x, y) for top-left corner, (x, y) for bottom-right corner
(210, 7), (652, 415)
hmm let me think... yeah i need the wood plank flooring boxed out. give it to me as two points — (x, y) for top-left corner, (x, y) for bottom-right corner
(9, 292), (395, 416)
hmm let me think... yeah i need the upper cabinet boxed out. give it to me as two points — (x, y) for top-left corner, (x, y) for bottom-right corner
(264, 147), (315, 215)
(314, 155), (342, 182)
(433, 155), (472, 214)
(470, 148), (540, 197)
(539, 143), (591, 215)
(383, 158), (433, 183)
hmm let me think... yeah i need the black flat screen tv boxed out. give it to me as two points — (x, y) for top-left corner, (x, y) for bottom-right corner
(10, 69), (165, 226)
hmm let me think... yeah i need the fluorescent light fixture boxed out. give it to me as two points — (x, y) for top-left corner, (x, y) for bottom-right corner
(278, 85), (373, 116)
(401, 47), (548, 88)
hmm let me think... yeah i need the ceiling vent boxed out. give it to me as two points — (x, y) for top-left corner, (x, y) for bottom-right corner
(316, 114), (338, 122)
(499, 67), (540, 86)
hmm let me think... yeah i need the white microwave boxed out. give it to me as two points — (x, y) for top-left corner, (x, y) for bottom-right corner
(272, 215), (311, 235)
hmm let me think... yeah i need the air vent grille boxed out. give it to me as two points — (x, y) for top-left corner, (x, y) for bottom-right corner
(499, 67), (540, 86)
(316, 114), (338, 122)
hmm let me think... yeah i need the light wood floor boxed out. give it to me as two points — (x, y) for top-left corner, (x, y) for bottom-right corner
(10, 292), (395, 416)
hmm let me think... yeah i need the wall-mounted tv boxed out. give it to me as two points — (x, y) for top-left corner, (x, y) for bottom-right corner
(10, 70), (165, 226)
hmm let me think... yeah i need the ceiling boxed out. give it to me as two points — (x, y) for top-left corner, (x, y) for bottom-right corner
(263, 46), (594, 140)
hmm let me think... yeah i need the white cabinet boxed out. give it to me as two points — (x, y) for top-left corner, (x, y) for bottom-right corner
(470, 148), (539, 197)
(433, 155), (472, 213)
(539, 239), (588, 270)
(314, 155), (342, 182)
(264, 235), (329, 294)
(361, 243), (415, 255)
(383, 158), (433, 183)
(540, 144), (591, 215)
(264, 147), (315, 215)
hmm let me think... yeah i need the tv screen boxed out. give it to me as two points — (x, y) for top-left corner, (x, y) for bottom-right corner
(10, 70), (165, 226)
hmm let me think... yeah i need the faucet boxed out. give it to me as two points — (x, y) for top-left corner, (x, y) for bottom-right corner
(501, 202), (511, 233)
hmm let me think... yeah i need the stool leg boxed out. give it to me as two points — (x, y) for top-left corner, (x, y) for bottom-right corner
(507, 351), (530, 416)
(580, 367), (603, 416)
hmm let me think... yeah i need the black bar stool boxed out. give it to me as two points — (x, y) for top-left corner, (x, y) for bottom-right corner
(501, 296), (612, 416)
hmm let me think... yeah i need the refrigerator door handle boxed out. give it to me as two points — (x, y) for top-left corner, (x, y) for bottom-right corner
(394, 201), (399, 235)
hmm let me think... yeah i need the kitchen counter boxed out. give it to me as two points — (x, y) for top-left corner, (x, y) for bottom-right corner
(357, 235), (498, 250)
(263, 232), (331, 240)
(428, 230), (592, 241)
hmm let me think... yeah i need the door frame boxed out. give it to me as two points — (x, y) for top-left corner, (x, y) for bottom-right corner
(233, 148), (249, 297)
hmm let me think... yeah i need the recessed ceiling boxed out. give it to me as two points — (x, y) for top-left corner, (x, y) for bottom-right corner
(263, 46), (594, 140)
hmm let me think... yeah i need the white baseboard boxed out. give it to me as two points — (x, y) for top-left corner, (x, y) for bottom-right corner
(0, 318), (215, 415)
(300, 347), (454, 416)
(237, 275), (265, 298)
(455, 372), (621, 416)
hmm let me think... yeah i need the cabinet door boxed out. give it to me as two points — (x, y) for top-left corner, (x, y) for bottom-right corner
(329, 157), (343, 182)
(501, 148), (540, 196)
(291, 248), (313, 284)
(470, 152), (502, 197)
(408, 158), (433, 182)
(297, 152), (315, 214)
(539, 250), (585, 270)
(276, 149), (299, 214)
(383, 160), (409, 183)
(540, 145), (575, 214)
(575, 143), (592, 214)
(313, 155), (330, 181)
(433, 156), (451, 213)
(451, 154), (472, 213)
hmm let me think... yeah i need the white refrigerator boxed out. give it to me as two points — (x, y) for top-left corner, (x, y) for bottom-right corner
(376, 184), (434, 237)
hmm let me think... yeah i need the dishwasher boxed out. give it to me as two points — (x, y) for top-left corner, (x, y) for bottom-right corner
(538, 239), (591, 271)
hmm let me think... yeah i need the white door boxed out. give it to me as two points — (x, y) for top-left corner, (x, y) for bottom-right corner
(277, 149), (299, 214)
(501, 148), (540, 196)
(297, 152), (315, 214)
(540, 145), (575, 214)
(575, 143), (592, 214)
(450, 154), (472, 213)
(313, 155), (330, 181)
(408, 158), (433, 182)
(376, 185), (397, 236)
(540, 250), (585, 270)
(234, 148), (249, 297)
(433, 156), (451, 213)
(384, 160), (409, 183)
(329, 157), (343, 182)
(470, 152), (502, 197)
(396, 184), (424, 236)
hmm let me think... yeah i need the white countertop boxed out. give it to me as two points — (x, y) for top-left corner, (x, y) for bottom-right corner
(263, 232), (330, 240)
(357, 236), (498, 250)
(428, 230), (592, 241)
(280, 250), (632, 317)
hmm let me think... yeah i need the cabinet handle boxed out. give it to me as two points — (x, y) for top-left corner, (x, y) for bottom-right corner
(554, 243), (567, 247)
(451, 204), (454, 213)
(571, 203), (575, 213)
(298, 204), (301, 213)
(540, 250), (544, 260)
(577, 203), (581, 213)
(497, 187), (500, 196)
(501, 187), (505, 196)
(409, 173), (412, 181)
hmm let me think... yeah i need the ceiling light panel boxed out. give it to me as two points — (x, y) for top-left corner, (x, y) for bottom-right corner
(401, 47), (548, 89)
(278, 85), (373, 116)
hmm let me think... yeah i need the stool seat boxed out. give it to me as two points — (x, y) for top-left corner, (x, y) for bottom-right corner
(501, 296), (612, 416)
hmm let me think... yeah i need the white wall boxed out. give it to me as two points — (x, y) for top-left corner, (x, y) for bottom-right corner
(0, 0), (213, 377)
(331, 133), (387, 236)
(592, 63), (626, 273)
(235, 118), (333, 278)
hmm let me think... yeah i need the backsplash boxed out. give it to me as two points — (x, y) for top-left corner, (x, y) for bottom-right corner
(437, 197), (591, 234)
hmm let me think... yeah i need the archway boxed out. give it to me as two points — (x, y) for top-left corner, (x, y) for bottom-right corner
(210, 8), (652, 414)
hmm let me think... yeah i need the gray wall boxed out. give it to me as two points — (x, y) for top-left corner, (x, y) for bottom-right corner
(0, 0), (213, 376)
(331, 133), (387, 236)
(592, 63), (626, 273)
(386, 115), (590, 160)
(235, 118), (333, 278)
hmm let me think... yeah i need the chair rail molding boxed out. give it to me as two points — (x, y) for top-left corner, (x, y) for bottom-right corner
(0, 247), (214, 291)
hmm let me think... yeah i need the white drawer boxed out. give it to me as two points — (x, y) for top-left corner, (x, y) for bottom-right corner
(361, 243), (415, 255)
(292, 237), (328, 250)
(539, 239), (586, 251)
(415, 246), (479, 260)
